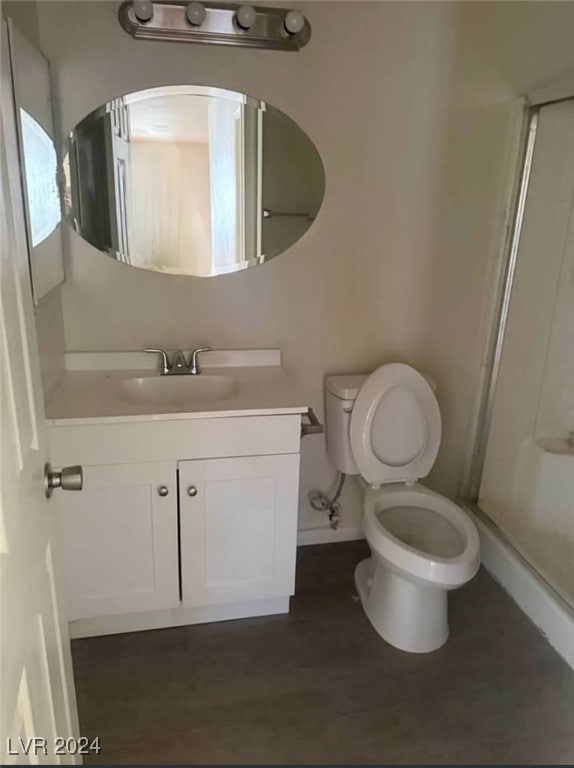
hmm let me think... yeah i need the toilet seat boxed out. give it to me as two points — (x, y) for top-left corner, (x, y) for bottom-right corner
(363, 484), (480, 588)
(350, 363), (441, 486)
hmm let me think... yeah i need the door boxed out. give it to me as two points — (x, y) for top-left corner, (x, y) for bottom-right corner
(179, 454), (300, 607)
(104, 98), (130, 260)
(1, 21), (79, 765)
(208, 95), (244, 272)
(56, 462), (179, 621)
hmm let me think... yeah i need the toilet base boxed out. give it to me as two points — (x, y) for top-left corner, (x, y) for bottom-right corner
(354, 557), (449, 653)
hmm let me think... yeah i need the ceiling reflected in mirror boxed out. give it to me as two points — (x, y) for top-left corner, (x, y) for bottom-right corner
(63, 85), (325, 277)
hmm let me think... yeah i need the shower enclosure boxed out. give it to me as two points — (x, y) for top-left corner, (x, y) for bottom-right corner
(468, 98), (574, 611)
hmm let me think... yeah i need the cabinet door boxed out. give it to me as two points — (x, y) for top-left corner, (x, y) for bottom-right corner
(179, 454), (300, 606)
(56, 461), (179, 620)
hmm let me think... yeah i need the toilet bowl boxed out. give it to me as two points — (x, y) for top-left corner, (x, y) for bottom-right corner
(325, 364), (480, 653)
(356, 483), (480, 652)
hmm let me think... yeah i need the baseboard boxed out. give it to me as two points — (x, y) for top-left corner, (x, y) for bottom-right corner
(69, 597), (290, 639)
(465, 506), (574, 670)
(297, 525), (365, 546)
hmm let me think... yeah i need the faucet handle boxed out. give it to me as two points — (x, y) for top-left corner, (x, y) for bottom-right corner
(190, 346), (212, 375)
(144, 348), (171, 375)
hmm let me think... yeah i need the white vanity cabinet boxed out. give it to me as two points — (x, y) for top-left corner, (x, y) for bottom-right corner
(56, 461), (179, 621)
(179, 454), (300, 607)
(48, 411), (304, 637)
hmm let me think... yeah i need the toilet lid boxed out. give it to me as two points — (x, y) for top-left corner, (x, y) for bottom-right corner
(350, 363), (441, 485)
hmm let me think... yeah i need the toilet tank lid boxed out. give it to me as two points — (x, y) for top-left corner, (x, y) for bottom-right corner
(326, 374), (369, 400)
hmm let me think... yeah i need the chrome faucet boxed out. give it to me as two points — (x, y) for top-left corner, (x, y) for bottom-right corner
(144, 347), (212, 375)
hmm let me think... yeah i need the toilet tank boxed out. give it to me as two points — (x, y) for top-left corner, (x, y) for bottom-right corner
(325, 374), (368, 475)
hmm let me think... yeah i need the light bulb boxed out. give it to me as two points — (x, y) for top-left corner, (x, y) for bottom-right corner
(133, 0), (153, 22)
(284, 9), (304, 35)
(186, 1), (206, 26)
(236, 4), (256, 30)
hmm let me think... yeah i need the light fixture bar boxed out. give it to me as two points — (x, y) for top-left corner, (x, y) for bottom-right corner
(119, 1), (311, 51)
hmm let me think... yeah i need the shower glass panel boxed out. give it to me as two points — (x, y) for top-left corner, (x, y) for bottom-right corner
(479, 99), (574, 609)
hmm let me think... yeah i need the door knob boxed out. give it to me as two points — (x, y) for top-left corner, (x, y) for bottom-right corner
(158, 485), (169, 497)
(187, 486), (198, 497)
(44, 463), (83, 499)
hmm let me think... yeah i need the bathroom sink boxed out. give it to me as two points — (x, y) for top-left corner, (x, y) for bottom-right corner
(119, 374), (239, 407)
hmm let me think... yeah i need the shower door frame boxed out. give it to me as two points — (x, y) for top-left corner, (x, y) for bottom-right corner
(462, 92), (574, 615)
(464, 104), (538, 504)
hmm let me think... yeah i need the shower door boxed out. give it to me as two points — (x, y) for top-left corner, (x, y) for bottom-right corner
(478, 99), (574, 609)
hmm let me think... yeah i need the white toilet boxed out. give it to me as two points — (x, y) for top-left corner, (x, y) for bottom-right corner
(325, 363), (480, 653)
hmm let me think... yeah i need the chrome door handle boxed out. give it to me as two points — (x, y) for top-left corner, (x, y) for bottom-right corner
(44, 463), (83, 498)
(187, 486), (198, 497)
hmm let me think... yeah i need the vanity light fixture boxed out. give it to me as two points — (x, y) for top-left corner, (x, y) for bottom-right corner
(133, 0), (154, 21)
(283, 9), (304, 34)
(186, 1), (206, 26)
(236, 4), (256, 30)
(118, 1), (311, 50)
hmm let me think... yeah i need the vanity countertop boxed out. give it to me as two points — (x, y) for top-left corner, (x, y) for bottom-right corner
(46, 355), (308, 426)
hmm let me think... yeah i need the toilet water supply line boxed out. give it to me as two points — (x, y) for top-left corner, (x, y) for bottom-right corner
(309, 473), (346, 530)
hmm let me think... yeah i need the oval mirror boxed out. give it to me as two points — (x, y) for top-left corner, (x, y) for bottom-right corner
(63, 85), (325, 277)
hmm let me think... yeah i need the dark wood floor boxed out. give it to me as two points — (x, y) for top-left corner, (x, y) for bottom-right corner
(72, 541), (574, 764)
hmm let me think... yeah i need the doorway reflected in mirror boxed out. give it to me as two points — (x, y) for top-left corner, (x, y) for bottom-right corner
(63, 85), (325, 277)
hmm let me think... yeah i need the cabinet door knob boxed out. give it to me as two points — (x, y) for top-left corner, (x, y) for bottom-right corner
(187, 486), (198, 497)
(158, 485), (169, 497)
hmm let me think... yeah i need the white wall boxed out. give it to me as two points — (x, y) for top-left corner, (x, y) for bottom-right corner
(37, 0), (456, 534)
(34, 285), (66, 399)
(3, 0), (38, 43)
(35, 0), (574, 536)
